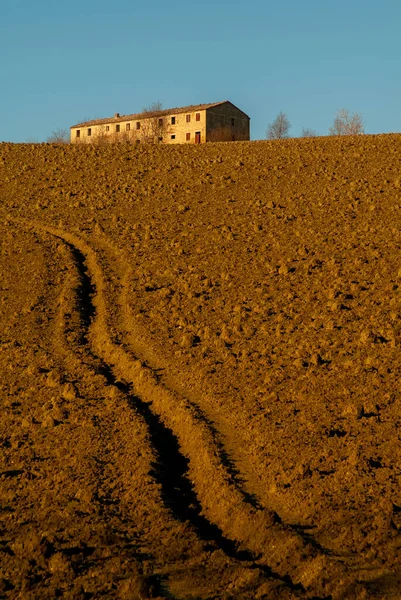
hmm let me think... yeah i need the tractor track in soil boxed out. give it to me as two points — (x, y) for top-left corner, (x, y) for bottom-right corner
(16, 220), (306, 599)
(16, 218), (370, 599)
(62, 236), (276, 569)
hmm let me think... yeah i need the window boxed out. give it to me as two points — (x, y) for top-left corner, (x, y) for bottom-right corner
(136, 122), (141, 130)
(76, 130), (80, 138)
(171, 116), (176, 125)
(126, 123), (130, 131)
(196, 113), (200, 121)
(186, 132), (190, 141)
(106, 125), (110, 132)
(186, 114), (191, 123)
(231, 118), (235, 126)
(158, 118), (163, 126)
(171, 134), (176, 140)
(116, 124), (120, 133)
(87, 128), (92, 136)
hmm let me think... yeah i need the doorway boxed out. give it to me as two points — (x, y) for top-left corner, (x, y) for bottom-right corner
(195, 131), (201, 144)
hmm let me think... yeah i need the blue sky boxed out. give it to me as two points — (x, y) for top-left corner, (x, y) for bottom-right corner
(1, 0), (400, 142)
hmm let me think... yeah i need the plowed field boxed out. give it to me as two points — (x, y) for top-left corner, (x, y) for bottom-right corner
(1, 135), (401, 598)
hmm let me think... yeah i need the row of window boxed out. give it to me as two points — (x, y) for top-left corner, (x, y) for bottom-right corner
(77, 122), (140, 137)
(171, 112), (201, 124)
(76, 112), (207, 137)
(170, 132), (198, 140)
(112, 122), (141, 132)
(76, 113), (236, 138)
(137, 112), (202, 127)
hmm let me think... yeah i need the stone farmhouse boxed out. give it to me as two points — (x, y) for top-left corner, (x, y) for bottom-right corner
(70, 101), (250, 145)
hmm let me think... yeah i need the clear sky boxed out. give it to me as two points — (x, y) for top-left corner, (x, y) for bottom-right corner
(1, 0), (400, 142)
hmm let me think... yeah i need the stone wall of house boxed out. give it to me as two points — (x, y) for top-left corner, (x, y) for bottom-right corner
(206, 103), (250, 142)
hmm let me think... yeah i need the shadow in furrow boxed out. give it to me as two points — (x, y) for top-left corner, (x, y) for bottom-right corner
(127, 383), (254, 560)
(62, 239), (305, 593)
(64, 241), (96, 343)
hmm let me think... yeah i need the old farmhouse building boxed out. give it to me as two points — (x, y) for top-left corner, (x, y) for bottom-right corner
(70, 101), (250, 145)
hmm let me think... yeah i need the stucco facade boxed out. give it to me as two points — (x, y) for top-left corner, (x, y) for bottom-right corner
(70, 101), (250, 145)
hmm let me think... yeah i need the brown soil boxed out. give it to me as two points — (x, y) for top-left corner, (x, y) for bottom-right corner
(1, 135), (401, 598)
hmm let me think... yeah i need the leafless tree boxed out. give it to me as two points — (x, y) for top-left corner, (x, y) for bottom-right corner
(92, 125), (111, 145)
(329, 109), (365, 136)
(301, 127), (318, 138)
(142, 101), (163, 113)
(46, 128), (69, 144)
(140, 101), (167, 143)
(266, 112), (291, 139)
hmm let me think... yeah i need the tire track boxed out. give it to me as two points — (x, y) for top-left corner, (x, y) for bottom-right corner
(61, 238), (312, 596)
(66, 238), (262, 562)
(19, 219), (367, 599)
(45, 229), (282, 598)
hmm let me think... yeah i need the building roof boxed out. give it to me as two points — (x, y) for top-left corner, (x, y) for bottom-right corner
(70, 101), (247, 129)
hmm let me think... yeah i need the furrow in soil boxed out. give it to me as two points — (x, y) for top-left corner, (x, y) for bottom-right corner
(19, 219), (370, 600)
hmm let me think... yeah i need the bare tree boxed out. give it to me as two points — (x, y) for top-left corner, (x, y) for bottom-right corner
(142, 101), (163, 113)
(140, 101), (167, 143)
(46, 128), (69, 144)
(301, 127), (318, 138)
(329, 109), (365, 136)
(266, 112), (291, 139)
(92, 125), (111, 145)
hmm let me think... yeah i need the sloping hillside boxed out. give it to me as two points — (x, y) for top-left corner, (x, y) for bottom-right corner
(1, 135), (401, 598)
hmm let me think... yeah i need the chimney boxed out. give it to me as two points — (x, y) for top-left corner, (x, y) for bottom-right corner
(114, 112), (120, 118)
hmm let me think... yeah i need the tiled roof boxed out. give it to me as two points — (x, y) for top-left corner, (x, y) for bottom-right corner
(70, 101), (229, 129)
